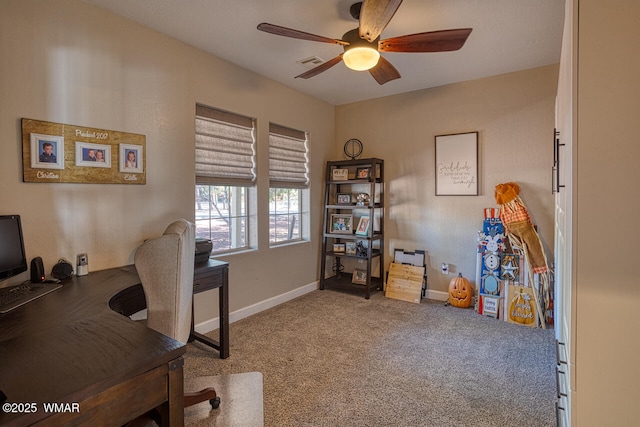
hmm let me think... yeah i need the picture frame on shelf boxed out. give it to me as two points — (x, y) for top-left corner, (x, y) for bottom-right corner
(332, 168), (349, 181)
(355, 216), (370, 236)
(333, 243), (346, 253)
(330, 214), (353, 234)
(352, 269), (367, 284)
(356, 167), (370, 179)
(336, 193), (352, 204)
(345, 241), (357, 255)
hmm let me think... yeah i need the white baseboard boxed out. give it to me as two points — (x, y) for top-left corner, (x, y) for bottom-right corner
(194, 281), (318, 335)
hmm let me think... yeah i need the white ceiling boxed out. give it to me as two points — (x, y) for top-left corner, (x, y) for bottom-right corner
(82, 0), (565, 105)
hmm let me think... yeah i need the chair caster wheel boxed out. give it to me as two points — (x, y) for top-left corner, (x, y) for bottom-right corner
(210, 397), (221, 409)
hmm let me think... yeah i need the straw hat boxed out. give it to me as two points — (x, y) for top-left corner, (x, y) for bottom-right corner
(494, 182), (520, 205)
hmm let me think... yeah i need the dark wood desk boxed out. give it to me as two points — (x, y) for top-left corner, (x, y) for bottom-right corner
(0, 266), (185, 427)
(108, 260), (230, 359)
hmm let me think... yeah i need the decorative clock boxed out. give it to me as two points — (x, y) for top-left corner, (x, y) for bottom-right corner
(344, 138), (363, 160)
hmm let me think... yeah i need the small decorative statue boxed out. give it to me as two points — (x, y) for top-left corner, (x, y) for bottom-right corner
(356, 193), (370, 206)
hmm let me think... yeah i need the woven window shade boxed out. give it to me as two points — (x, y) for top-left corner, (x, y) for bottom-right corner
(269, 123), (309, 188)
(195, 104), (256, 186)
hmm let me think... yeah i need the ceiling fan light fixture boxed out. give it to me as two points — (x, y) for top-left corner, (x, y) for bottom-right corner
(341, 28), (380, 71)
(343, 47), (380, 71)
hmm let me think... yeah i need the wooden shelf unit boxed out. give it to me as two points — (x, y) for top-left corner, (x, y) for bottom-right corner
(319, 158), (384, 299)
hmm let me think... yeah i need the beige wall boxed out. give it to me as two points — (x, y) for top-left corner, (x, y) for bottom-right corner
(336, 65), (558, 295)
(0, 0), (335, 322)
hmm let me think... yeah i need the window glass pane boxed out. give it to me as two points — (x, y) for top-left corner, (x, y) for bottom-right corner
(269, 188), (303, 244)
(196, 185), (248, 253)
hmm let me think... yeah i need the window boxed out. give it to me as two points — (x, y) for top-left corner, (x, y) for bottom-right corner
(195, 104), (256, 253)
(196, 185), (248, 252)
(269, 187), (301, 242)
(269, 123), (309, 245)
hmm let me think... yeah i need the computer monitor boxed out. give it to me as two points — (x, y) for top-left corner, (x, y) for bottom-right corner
(0, 215), (28, 283)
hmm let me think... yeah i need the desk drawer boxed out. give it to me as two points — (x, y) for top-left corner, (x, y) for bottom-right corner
(194, 269), (225, 293)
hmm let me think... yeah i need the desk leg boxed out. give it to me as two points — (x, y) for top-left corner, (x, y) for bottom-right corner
(218, 267), (229, 359)
(189, 271), (230, 359)
(158, 357), (185, 426)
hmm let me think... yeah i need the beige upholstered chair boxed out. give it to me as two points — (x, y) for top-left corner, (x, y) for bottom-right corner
(134, 219), (220, 417)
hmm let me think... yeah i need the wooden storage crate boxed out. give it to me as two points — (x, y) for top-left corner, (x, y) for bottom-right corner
(385, 262), (425, 304)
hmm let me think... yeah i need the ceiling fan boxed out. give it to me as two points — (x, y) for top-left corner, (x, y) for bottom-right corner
(257, 0), (472, 85)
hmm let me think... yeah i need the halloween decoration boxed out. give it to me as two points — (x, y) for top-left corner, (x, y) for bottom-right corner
(495, 182), (551, 327)
(448, 273), (472, 308)
(507, 285), (537, 325)
(476, 208), (506, 315)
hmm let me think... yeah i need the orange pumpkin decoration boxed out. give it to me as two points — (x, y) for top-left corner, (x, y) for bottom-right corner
(448, 273), (472, 308)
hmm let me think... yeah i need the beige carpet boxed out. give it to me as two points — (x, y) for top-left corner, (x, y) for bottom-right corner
(184, 289), (556, 427)
(184, 372), (263, 427)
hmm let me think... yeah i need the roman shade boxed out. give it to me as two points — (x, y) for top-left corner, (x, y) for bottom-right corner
(196, 104), (256, 186)
(269, 123), (309, 188)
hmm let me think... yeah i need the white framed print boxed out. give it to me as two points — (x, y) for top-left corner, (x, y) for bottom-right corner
(30, 133), (65, 170)
(119, 144), (143, 173)
(75, 142), (112, 168)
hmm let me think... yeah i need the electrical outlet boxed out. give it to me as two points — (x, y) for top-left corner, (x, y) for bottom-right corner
(357, 259), (364, 264)
(441, 263), (449, 274)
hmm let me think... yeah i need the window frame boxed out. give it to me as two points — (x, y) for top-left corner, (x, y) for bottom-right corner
(195, 104), (257, 254)
(268, 123), (310, 247)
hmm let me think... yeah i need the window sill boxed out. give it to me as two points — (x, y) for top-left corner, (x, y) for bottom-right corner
(269, 239), (310, 250)
(210, 247), (257, 258)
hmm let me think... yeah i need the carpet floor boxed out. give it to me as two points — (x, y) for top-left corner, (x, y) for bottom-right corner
(184, 289), (557, 427)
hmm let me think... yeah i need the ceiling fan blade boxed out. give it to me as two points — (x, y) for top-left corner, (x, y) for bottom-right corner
(257, 23), (348, 45)
(359, 0), (404, 42)
(295, 54), (344, 79)
(379, 28), (472, 53)
(369, 56), (401, 85)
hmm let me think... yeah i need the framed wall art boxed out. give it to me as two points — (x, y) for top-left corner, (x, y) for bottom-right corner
(435, 131), (478, 196)
(22, 118), (146, 184)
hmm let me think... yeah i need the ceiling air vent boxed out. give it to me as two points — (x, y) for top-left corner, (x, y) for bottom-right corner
(297, 56), (325, 69)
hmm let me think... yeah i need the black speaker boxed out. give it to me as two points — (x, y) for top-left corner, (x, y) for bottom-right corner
(30, 257), (45, 284)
